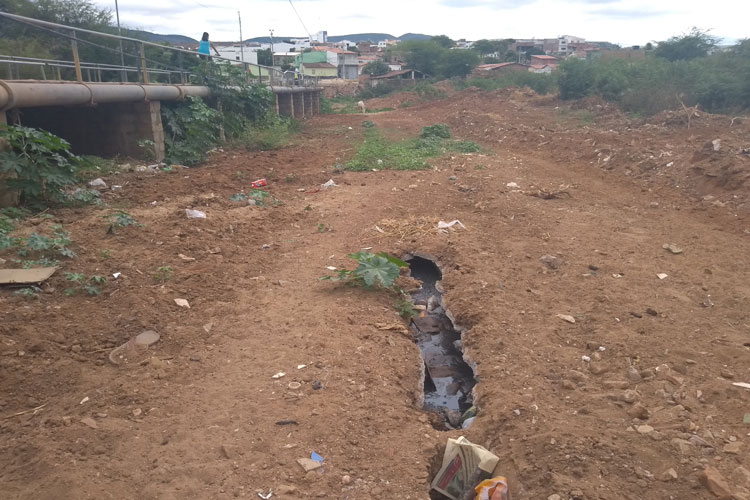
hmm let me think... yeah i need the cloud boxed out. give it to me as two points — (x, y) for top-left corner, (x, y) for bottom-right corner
(438, 0), (521, 8)
(588, 7), (671, 18)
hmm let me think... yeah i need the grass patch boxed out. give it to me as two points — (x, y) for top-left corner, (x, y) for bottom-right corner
(346, 124), (481, 171)
(457, 72), (557, 95)
(243, 117), (299, 151)
(320, 96), (394, 115)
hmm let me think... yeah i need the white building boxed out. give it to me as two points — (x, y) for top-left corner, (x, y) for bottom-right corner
(214, 45), (259, 65)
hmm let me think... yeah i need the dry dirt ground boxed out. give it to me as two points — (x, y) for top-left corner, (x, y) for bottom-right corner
(1, 86), (750, 500)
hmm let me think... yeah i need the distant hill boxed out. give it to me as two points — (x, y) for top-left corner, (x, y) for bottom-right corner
(244, 33), (432, 44)
(126, 30), (197, 44)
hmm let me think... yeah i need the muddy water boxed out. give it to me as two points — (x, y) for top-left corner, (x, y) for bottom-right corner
(407, 256), (476, 426)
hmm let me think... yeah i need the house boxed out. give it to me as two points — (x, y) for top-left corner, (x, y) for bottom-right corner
(300, 62), (337, 78)
(530, 55), (558, 69)
(213, 43), (259, 65)
(473, 62), (528, 75)
(311, 47), (359, 79)
(273, 52), (297, 67)
(369, 69), (427, 88)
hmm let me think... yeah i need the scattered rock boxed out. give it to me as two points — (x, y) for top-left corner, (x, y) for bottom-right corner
(174, 298), (190, 308)
(540, 255), (564, 270)
(723, 442), (742, 455)
(637, 425), (654, 434)
(342, 475), (352, 485)
(660, 468), (678, 482)
(556, 314), (576, 324)
(731, 467), (750, 487)
(622, 389), (639, 404)
(589, 362), (609, 375)
(567, 370), (588, 382)
(628, 403), (650, 420)
(627, 366), (642, 383)
(277, 485), (298, 495)
(548, 495), (562, 500)
(561, 380), (576, 390)
(185, 208), (206, 219)
(700, 466), (733, 498)
(88, 178), (107, 188)
(604, 380), (630, 389)
(720, 369), (735, 379)
(297, 458), (323, 472)
(645, 308), (658, 316)
(640, 369), (655, 381)
(663, 243), (684, 255)
(220, 444), (234, 459)
(80, 417), (98, 429)
(690, 435), (714, 449)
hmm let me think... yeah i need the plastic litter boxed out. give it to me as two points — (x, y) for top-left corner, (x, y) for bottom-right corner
(174, 298), (190, 308)
(89, 178), (107, 188)
(321, 179), (338, 189)
(431, 436), (499, 500)
(258, 490), (273, 499)
(251, 178), (268, 188)
(474, 477), (510, 500)
(506, 182), (520, 189)
(438, 220), (467, 231)
(656, 273), (669, 280)
(732, 382), (750, 390)
(311, 451), (324, 462)
(185, 209), (206, 219)
(272, 372), (286, 379)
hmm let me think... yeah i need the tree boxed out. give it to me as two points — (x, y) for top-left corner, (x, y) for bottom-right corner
(524, 47), (545, 59)
(557, 58), (595, 99)
(396, 40), (442, 76)
(257, 48), (273, 66)
(473, 39), (496, 55)
(361, 60), (389, 76)
(438, 49), (479, 78)
(654, 28), (718, 61)
(431, 35), (455, 48)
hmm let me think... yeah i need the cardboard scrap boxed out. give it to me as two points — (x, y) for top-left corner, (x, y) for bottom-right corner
(0, 267), (56, 285)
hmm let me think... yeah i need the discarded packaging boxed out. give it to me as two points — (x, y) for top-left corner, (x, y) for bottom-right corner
(430, 436), (500, 500)
(296, 458), (322, 472)
(288, 382), (302, 390)
(174, 298), (190, 308)
(506, 182), (520, 189)
(109, 330), (160, 366)
(321, 179), (338, 189)
(438, 220), (467, 231)
(250, 178), (268, 189)
(0, 267), (56, 285)
(656, 273), (669, 280)
(474, 477), (510, 500)
(272, 372), (286, 379)
(258, 490), (272, 500)
(732, 382), (750, 390)
(311, 451), (324, 462)
(185, 209), (206, 219)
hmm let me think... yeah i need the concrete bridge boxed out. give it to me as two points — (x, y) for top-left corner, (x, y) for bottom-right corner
(0, 80), (322, 161)
(0, 12), (323, 162)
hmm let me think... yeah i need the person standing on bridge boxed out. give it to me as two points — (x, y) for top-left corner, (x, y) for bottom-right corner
(198, 32), (220, 59)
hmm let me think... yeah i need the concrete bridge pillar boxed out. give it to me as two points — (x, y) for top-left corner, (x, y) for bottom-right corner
(304, 92), (314, 118)
(292, 93), (304, 119)
(277, 93), (294, 118)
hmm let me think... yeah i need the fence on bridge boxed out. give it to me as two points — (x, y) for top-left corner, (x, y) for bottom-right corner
(0, 11), (318, 88)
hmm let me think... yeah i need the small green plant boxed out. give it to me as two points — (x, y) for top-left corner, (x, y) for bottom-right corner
(362, 120), (376, 128)
(229, 189), (281, 207)
(153, 266), (173, 283)
(137, 139), (157, 161)
(105, 211), (141, 234)
(450, 140), (481, 153)
(304, 204), (313, 211)
(0, 125), (82, 207)
(14, 286), (42, 298)
(16, 224), (75, 259)
(316, 223), (329, 233)
(76, 155), (120, 182)
(321, 251), (416, 317)
(420, 123), (451, 139)
(65, 273), (105, 296)
(394, 298), (420, 319)
(285, 173), (297, 183)
(99, 249), (112, 259)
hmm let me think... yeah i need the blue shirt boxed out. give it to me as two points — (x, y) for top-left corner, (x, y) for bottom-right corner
(198, 40), (210, 55)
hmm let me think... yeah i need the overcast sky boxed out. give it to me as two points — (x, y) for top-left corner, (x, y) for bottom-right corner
(95, 0), (747, 45)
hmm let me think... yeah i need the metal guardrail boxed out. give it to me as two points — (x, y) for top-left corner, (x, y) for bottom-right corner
(0, 11), (319, 88)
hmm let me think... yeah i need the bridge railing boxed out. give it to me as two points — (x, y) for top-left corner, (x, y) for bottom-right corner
(0, 11), (319, 88)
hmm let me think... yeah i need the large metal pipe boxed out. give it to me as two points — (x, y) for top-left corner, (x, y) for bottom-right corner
(0, 81), (212, 110)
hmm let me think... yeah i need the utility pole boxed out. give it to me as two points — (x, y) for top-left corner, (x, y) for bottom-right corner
(269, 29), (274, 54)
(114, 0), (126, 82)
(238, 11), (245, 63)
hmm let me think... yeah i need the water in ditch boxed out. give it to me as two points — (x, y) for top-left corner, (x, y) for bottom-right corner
(407, 256), (477, 428)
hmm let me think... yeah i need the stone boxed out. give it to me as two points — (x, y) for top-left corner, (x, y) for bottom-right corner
(548, 495), (562, 500)
(723, 442), (742, 455)
(220, 445), (234, 459)
(622, 390), (639, 404)
(719, 369), (735, 379)
(540, 255), (564, 270)
(341, 475), (352, 485)
(589, 362), (609, 375)
(412, 316), (441, 334)
(604, 380), (630, 389)
(628, 404), (650, 420)
(637, 425), (654, 434)
(568, 370), (588, 382)
(690, 435), (714, 449)
(80, 417), (98, 429)
(731, 467), (750, 487)
(640, 369), (655, 381)
(276, 485), (297, 495)
(660, 468), (678, 481)
(626, 366), (642, 383)
(556, 314), (576, 324)
(561, 380), (576, 390)
(700, 466), (733, 498)
(672, 438), (693, 455)
(297, 458), (323, 472)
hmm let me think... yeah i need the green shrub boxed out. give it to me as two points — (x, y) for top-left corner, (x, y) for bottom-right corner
(558, 58), (595, 100)
(0, 125), (81, 207)
(420, 123), (451, 139)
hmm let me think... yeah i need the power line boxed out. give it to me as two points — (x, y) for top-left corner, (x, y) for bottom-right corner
(287, 0), (312, 41)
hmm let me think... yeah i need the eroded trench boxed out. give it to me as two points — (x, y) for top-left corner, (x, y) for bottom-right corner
(405, 255), (477, 430)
